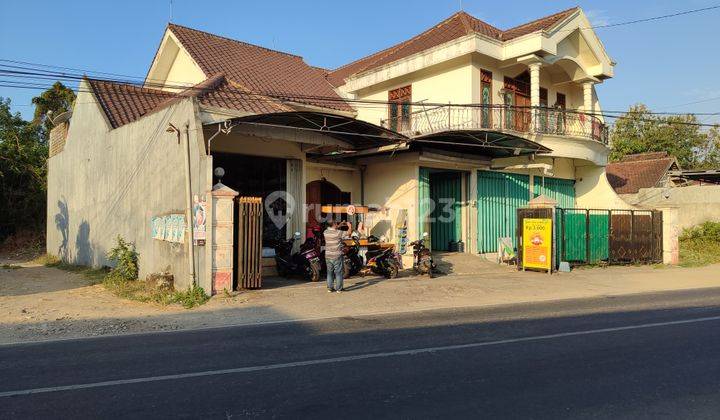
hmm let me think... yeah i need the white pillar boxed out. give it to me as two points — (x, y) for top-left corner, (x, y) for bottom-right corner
(211, 182), (239, 294)
(529, 63), (541, 132)
(583, 81), (594, 114)
(582, 81), (595, 135)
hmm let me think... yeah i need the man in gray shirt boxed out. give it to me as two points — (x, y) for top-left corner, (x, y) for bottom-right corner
(324, 220), (349, 293)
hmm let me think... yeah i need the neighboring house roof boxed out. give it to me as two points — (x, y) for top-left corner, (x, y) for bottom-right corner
(166, 24), (353, 113)
(606, 152), (680, 194)
(87, 74), (294, 129)
(326, 8), (578, 87)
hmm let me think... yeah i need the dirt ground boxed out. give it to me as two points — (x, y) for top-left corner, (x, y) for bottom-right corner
(2, 252), (719, 345)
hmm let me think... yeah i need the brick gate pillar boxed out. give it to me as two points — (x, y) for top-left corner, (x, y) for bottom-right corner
(211, 182), (238, 294)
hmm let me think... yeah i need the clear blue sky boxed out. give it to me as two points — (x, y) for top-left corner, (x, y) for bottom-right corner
(1, 0), (719, 124)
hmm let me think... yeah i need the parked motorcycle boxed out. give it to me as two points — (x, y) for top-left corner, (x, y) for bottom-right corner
(274, 231), (321, 282)
(366, 245), (403, 279)
(343, 232), (364, 278)
(410, 232), (435, 278)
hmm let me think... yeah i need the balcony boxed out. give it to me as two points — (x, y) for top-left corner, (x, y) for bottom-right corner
(380, 105), (608, 144)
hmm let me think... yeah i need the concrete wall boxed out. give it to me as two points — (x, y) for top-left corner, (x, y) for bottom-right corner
(575, 164), (634, 209)
(621, 185), (720, 230)
(363, 159), (418, 266)
(47, 80), (211, 291)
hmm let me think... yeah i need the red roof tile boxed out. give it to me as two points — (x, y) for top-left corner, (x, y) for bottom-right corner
(167, 24), (353, 113)
(87, 79), (175, 128)
(327, 8), (578, 87)
(606, 153), (680, 194)
(87, 74), (296, 128)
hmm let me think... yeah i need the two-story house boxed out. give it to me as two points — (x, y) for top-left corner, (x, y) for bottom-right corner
(325, 8), (627, 253)
(47, 7), (633, 292)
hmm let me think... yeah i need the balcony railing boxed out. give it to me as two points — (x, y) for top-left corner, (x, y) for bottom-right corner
(380, 104), (608, 144)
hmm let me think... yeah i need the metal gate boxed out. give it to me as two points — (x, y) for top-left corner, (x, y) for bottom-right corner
(558, 209), (662, 265)
(237, 196), (263, 289)
(608, 210), (663, 263)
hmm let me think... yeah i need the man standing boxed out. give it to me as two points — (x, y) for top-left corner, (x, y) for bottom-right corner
(324, 220), (348, 293)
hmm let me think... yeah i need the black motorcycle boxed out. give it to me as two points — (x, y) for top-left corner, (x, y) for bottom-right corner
(410, 232), (435, 278)
(274, 231), (321, 282)
(343, 232), (364, 278)
(366, 245), (402, 279)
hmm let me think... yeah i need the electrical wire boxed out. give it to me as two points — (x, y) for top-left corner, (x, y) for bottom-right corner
(1, 62), (718, 127)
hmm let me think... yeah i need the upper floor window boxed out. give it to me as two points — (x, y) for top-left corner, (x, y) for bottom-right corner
(388, 85), (411, 132)
(480, 70), (492, 128)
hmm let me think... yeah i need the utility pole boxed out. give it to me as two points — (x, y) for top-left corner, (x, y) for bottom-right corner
(183, 123), (196, 286)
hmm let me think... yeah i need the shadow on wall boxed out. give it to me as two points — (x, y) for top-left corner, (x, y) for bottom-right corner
(54, 199), (69, 260)
(370, 220), (392, 239)
(75, 220), (94, 266)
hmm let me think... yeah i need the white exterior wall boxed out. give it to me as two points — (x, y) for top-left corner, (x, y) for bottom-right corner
(363, 160), (419, 266)
(354, 57), (474, 127)
(47, 80), (212, 291)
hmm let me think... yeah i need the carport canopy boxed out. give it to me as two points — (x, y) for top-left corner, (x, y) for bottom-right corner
(409, 130), (552, 158)
(221, 111), (408, 155)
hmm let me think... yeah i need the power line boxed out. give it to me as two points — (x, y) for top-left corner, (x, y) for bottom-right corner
(588, 4), (720, 30)
(1, 63), (719, 127)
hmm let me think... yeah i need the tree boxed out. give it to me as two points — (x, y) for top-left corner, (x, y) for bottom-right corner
(609, 104), (710, 168)
(0, 97), (47, 236)
(31, 81), (75, 142)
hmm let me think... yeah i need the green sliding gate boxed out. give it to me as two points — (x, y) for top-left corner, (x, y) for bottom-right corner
(477, 171), (576, 253)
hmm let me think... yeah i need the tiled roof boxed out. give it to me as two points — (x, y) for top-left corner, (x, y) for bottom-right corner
(87, 74), (296, 128)
(327, 8), (578, 87)
(606, 152), (680, 194)
(87, 79), (175, 128)
(167, 24), (353, 113)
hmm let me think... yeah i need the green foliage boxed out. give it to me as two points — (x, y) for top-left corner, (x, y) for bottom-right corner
(679, 221), (720, 267)
(609, 104), (719, 169)
(31, 82), (76, 142)
(0, 97), (47, 235)
(106, 236), (139, 281)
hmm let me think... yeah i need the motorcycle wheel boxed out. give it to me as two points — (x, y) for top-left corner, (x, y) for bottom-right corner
(343, 257), (352, 279)
(384, 263), (399, 279)
(305, 260), (321, 282)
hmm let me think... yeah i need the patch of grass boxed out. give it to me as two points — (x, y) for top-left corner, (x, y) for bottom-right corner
(1, 264), (22, 269)
(679, 222), (720, 267)
(103, 275), (209, 309)
(34, 250), (210, 309)
(32, 253), (61, 266)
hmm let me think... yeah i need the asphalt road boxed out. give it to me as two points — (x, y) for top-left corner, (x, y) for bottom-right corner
(3, 288), (720, 419)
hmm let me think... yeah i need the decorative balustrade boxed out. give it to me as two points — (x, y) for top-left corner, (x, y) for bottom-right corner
(380, 104), (608, 144)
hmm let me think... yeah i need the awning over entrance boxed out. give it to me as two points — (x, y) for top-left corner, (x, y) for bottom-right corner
(226, 111), (408, 154)
(409, 130), (552, 158)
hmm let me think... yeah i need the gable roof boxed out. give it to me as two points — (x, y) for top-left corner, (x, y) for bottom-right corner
(606, 152), (680, 194)
(88, 74), (295, 129)
(87, 79), (176, 128)
(326, 8), (578, 87)
(166, 24), (353, 113)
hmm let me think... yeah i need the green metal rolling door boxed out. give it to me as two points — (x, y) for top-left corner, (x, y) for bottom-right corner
(476, 171), (530, 253)
(418, 167), (431, 242)
(429, 172), (462, 251)
(534, 177), (576, 208)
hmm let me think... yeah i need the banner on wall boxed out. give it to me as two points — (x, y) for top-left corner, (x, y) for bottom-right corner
(193, 195), (207, 246)
(522, 218), (552, 272)
(151, 214), (186, 244)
